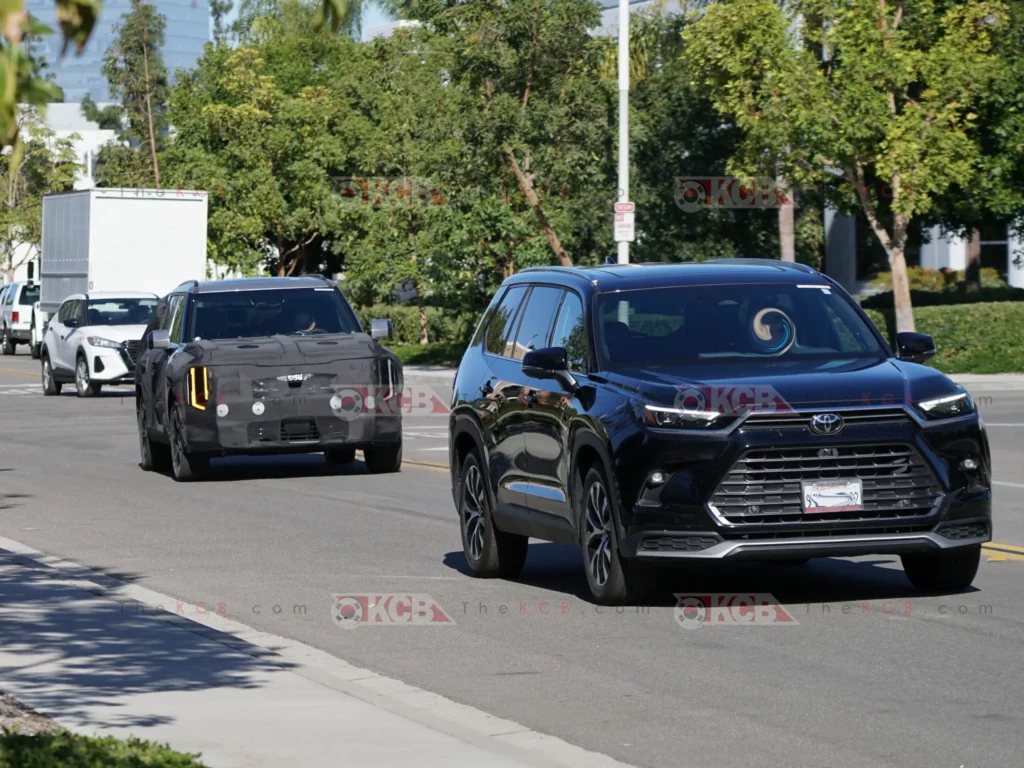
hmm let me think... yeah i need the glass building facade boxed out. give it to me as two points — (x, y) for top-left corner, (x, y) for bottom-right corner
(25, 0), (210, 103)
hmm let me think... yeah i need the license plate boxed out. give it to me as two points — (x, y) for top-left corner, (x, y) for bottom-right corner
(802, 479), (863, 513)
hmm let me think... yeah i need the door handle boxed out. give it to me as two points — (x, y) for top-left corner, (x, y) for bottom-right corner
(480, 381), (494, 396)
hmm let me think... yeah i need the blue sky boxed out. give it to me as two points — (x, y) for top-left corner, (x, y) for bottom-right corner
(222, 1), (393, 40)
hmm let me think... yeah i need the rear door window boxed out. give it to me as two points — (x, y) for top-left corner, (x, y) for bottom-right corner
(551, 291), (587, 371)
(18, 285), (39, 305)
(485, 286), (528, 357)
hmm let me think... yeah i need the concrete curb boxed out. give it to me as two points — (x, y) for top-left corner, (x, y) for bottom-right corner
(0, 534), (635, 768)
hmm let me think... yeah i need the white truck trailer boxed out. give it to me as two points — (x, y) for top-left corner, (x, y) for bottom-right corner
(30, 188), (209, 357)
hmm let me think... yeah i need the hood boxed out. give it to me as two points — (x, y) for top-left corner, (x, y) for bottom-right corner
(604, 356), (959, 412)
(184, 333), (384, 366)
(83, 325), (149, 344)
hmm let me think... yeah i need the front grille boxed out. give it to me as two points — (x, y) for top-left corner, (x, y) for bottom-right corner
(123, 340), (140, 367)
(280, 418), (320, 443)
(937, 522), (989, 540)
(721, 523), (935, 541)
(710, 443), (943, 525)
(742, 408), (912, 430)
(639, 535), (721, 553)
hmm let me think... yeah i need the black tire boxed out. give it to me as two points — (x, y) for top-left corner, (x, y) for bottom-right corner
(458, 452), (528, 578)
(364, 440), (402, 474)
(29, 315), (40, 359)
(74, 355), (101, 397)
(169, 407), (208, 482)
(1, 327), (13, 355)
(138, 401), (171, 472)
(902, 546), (981, 592)
(325, 447), (356, 465)
(579, 466), (654, 605)
(30, 343), (40, 360)
(41, 354), (61, 395)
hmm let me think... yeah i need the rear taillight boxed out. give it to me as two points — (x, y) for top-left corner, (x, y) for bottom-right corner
(189, 366), (209, 410)
(11, 312), (18, 324)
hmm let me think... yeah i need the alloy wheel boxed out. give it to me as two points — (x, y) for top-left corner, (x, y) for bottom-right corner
(462, 463), (486, 561)
(42, 360), (51, 390)
(171, 411), (184, 474)
(76, 359), (89, 394)
(584, 480), (613, 587)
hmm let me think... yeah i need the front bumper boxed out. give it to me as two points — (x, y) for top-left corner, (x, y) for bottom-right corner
(88, 348), (135, 384)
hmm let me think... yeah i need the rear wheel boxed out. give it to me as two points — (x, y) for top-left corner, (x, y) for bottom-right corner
(75, 355), (101, 397)
(459, 452), (528, 578)
(364, 440), (402, 474)
(41, 354), (61, 395)
(1, 327), (13, 355)
(580, 466), (654, 605)
(169, 407), (208, 482)
(902, 546), (981, 592)
(29, 317), (40, 359)
(325, 447), (356, 465)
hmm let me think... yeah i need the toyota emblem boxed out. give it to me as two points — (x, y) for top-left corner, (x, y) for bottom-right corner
(809, 413), (844, 436)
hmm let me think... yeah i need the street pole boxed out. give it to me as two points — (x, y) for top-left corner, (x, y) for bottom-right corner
(616, 0), (629, 265)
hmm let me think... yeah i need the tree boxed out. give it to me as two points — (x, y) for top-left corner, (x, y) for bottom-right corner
(211, 0), (234, 46)
(0, 109), (80, 281)
(685, 0), (1010, 333)
(82, 0), (169, 188)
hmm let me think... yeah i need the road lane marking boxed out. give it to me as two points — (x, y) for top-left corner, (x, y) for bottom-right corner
(993, 481), (1024, 489)
(984, 542), (1024, 554)
(983, 423), (1024, 427)
(0, 369), (37, 379)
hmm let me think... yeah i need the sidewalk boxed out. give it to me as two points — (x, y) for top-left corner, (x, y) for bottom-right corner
(0, 539), (628, 768)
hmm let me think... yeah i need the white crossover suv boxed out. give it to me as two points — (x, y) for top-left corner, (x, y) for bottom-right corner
(0, 281), (40, 355)
(41, 292), (159, 397)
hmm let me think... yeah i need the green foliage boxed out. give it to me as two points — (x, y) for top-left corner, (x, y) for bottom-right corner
(83, 0), (169, 188)
(390, 341), (466, 366)
(861, 285), (1024, 309)
(870, 266), (1006, 292)
(0, 108), (80, 279)
(864, 302), (1024, 373)
(353, 303), (478, 346)
(0, 730), (207, 767)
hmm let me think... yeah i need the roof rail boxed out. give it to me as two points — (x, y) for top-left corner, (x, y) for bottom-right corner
(174, 279), (201, 292)
(707, 258), (817, 273)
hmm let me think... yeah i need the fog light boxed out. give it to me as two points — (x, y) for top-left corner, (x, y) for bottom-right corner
(961, 458), (979, 471)
(650, 471), (666, 485)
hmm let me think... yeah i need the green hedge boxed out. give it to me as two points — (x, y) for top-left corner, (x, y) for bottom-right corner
(0, 731), (207, 767)
(353, 305), (479, 347)
(860, 286), (1024, 309)
(864, 302), (1024, 373)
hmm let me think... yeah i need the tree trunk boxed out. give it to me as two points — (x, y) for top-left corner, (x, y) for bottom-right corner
(505, 148), (572, 267)
(889, 244), (915, 334)
(418, 297), (428, 345)
(777, 176), (795, 262)
(141, 17), (161, 189)
(965, 228), (981, 293)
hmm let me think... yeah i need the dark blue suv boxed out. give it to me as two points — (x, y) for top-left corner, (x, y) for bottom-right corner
(448, 261), (992, 604)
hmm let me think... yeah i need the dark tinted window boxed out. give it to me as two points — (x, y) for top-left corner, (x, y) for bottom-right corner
(187, 288), (360, 341)
(485, 286), (527, 356)
(511, 286), (563, 361)
(18, 285), (39, 305)
(551, 291), (587, 371)
(85, 298), (157, 326)
(168, 296), (186, 341)
(57, 301), (73, 323)
(69, 300), (84, 324)
(596, 283), (884, 368)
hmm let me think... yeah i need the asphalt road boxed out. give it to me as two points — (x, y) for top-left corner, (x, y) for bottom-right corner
(1, 349), (1023, 768)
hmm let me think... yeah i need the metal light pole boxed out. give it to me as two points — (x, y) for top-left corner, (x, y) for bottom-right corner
(616, 0), (630, 265)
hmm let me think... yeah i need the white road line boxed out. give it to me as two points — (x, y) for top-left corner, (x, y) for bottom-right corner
(983, 423), (1024, 427)
(993, 481), (1024, 489)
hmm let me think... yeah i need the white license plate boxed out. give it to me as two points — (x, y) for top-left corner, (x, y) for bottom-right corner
(802, 479), (863, 513)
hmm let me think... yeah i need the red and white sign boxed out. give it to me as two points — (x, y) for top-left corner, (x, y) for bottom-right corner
(674, 594), (799, 629)
(614, 201), (635, 213)
(332, 594), (454, 629)
(614, 211), (635, 242)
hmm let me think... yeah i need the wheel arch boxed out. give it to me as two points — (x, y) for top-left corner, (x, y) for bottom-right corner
(569, 429), (624, 542)
(450, 414), (490, 507)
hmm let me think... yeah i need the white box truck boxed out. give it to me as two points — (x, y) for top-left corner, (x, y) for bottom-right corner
(29, 188), (209, 357)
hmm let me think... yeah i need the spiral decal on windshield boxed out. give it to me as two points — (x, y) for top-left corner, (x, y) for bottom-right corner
(750, 307), (795, 355)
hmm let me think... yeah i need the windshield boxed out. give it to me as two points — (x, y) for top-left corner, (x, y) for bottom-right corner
(595, 283), (885, 369)
(85, 298), (157, 326)
(18, 285), (39, 305)
(188, 288), (360, 341)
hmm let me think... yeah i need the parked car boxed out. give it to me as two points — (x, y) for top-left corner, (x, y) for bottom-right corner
(0, 281), (40, 355)
(448, 260), (992, 604)
(40, 292), (158, 397)
(135, 276), (403, 481)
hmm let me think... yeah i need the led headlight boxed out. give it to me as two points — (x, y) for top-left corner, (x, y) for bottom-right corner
(643, 404), (724, 430)
(86, 336), (122, 349)
(915, 390), (975, 420)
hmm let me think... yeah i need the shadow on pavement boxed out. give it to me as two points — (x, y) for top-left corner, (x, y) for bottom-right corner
(197, 454), (369, 482)
(0, 548), (294, 730)
(443, 542), (977, 606)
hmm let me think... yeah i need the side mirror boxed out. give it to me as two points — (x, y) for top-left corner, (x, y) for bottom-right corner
(523, 346), (577, 391)
(149, 329), (171, 350)
(370, 319), (393, 340)
(64, 317), (79, 328)
(896, 332), (936, 363)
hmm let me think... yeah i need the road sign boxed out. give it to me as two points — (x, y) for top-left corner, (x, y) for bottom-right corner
(614, 201), (635, 213)
(614, 211), (635, 243)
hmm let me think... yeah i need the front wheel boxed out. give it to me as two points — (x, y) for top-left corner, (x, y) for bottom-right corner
(902, 546), (981, 592)
(169, 408), (208, 482)
(29, 318), (40, 359)
(579, 466), (654, 605)
(138, 402), (171, 472)
(458, 452), (528, 578)
(41, 355), (61, 395)
(364, 440), (402, 474)
(75, 356), (101, 398)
